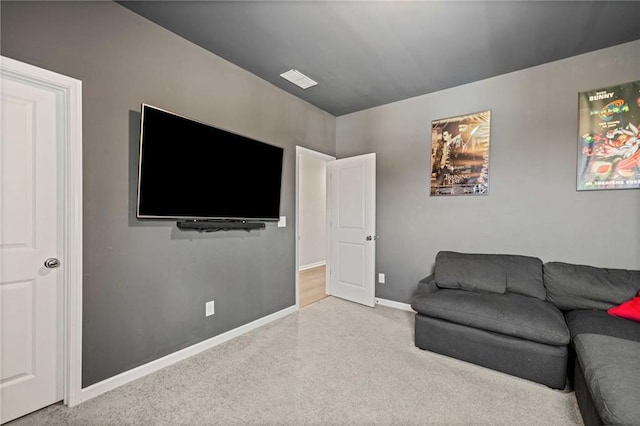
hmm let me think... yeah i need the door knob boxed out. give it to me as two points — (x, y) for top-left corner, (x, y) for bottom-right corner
(44, 258), (61, 269)
(366, 235), (379, 241)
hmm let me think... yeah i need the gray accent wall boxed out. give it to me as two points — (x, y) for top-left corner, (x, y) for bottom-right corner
(337, 40), (640, 304)
(1, 1), (335, 387)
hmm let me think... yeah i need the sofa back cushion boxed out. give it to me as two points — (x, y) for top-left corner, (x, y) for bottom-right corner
(544, 262), (640, 311)
(435, 251), (546, 299)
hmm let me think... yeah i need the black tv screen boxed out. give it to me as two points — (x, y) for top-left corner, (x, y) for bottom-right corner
(137, 104), (284, 221)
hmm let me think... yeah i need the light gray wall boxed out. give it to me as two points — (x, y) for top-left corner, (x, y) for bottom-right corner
(1, 1), (335, 387)
(299, 155), (327, 269)
(337, 40), (640, 304)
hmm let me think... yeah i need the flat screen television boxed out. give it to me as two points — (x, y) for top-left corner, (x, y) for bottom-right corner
(137, 104), (284, 221)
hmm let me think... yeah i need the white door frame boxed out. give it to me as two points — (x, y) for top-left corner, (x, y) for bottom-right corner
(295, 146), (335, 308)
(1, 56), (83, 407)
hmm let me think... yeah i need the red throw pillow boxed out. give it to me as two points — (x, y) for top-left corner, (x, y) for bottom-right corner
(607, 291), (640, 322)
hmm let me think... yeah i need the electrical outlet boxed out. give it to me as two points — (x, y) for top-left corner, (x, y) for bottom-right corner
(205, 300), (215, 316)
(378, 273), (385, 284)
(278, 216), (286, 227)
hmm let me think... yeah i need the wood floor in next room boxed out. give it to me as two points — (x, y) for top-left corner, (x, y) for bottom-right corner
(300, 265), (327, 308)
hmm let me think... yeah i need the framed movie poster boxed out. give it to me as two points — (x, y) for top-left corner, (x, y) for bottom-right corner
(430, 110), (491, 196)
(577, 80), (640, 191)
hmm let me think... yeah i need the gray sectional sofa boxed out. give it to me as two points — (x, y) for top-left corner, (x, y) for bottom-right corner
(411, 251), (570, 389)
(410, 252), (640, 425)
(545, 262), (640, 426)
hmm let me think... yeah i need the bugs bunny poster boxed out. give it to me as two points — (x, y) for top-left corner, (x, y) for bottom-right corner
(578, 81), (640, 190)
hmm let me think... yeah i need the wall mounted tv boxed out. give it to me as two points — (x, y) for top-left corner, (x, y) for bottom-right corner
(137, 104), (284, 223)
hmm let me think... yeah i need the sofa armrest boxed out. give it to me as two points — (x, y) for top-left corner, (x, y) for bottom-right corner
(411, 274), (439, 312)
(415, 274), (439, 295)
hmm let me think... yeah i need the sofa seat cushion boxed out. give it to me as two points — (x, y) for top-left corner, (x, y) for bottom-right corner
(566, 309), (640, 342)
(574, 334), (640, 426)
(411, 289), (569, 346)
(434, 251), (546, 299)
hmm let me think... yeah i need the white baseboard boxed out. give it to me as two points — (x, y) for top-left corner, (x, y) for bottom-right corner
(375, 297), (415, 312)
(299, 261), (326, 271)
(80, 304), (298, 404)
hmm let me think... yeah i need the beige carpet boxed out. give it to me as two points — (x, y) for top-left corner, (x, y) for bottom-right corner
(11, 297), (583, 425)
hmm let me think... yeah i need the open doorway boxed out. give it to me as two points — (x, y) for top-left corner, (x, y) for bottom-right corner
(295, 147), (335, 308)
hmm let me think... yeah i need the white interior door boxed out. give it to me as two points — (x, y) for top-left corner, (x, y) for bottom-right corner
(327, 153), (376, 307)
(1, 69), (63, 423)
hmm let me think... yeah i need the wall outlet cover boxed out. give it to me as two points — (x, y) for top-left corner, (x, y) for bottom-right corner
(378, 273), (385, 284)
(205, 300), (215, 316)
(278, 216), (286, 227)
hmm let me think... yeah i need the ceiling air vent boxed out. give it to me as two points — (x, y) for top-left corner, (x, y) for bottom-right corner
(280, 69), (317, 89)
